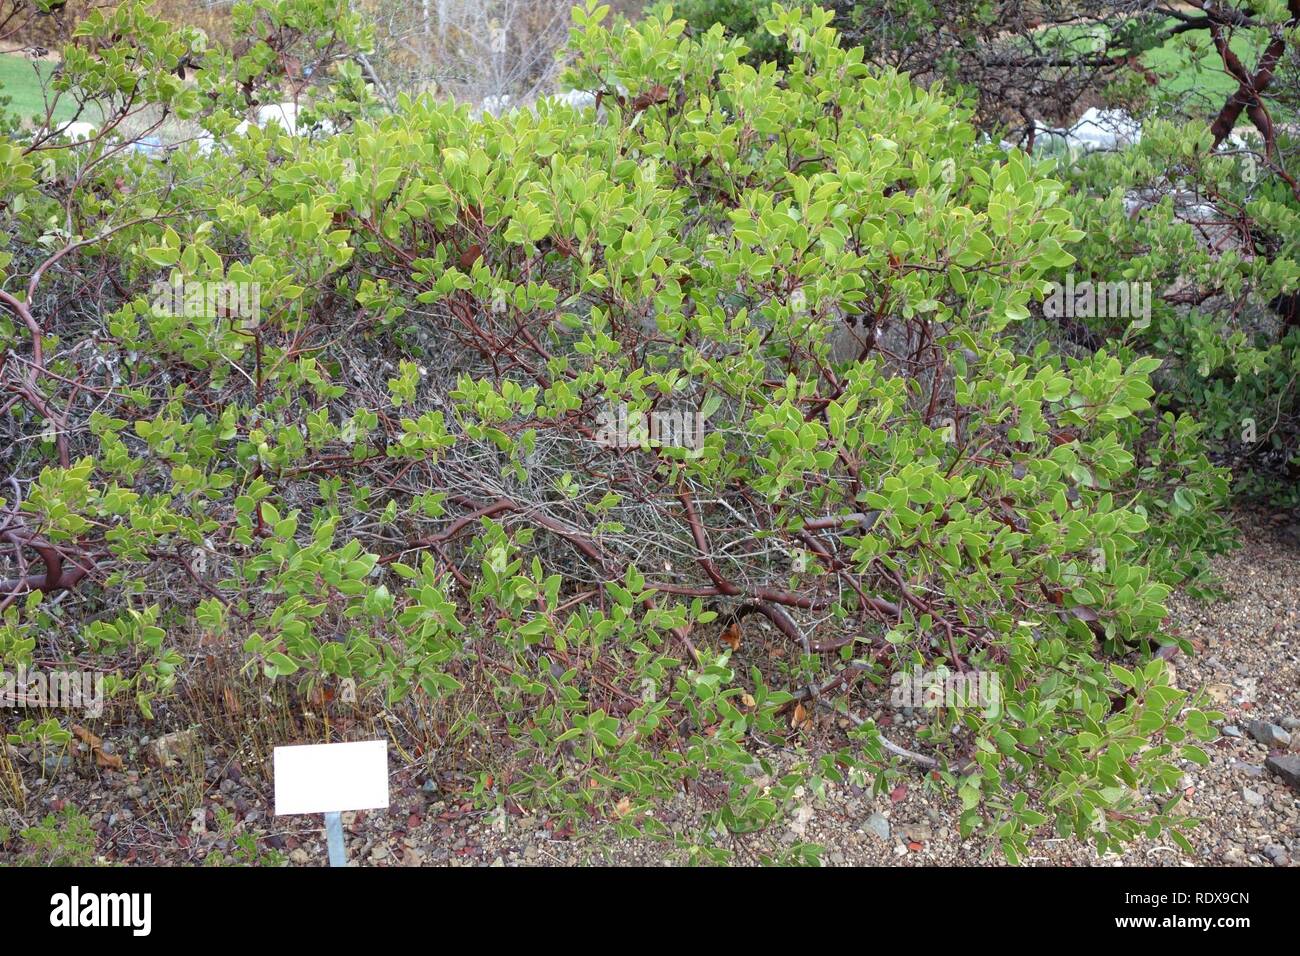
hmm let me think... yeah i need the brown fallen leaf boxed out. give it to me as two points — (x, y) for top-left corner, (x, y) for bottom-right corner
(73, 724), (123, 771)
(71, 724), (102, 750)
(721, 621), (742, 651)
(613, 796), (632, 819)
(401, 842), (425, 867)
(791, 701), (811, 731)
(95, 748), (124, 771)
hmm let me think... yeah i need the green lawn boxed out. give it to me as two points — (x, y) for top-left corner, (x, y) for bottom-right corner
(1140, 28), (1297, 127)
(1141, 31), (1242, 101)
(0, 53), (81, 124)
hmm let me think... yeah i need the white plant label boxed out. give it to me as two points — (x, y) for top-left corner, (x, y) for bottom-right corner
(273, 740), (389, 816)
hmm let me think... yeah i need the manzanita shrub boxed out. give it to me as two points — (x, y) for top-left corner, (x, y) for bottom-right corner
(1049, 123), (1300, 508)
(667, 0), (1300, 511)
(0, 1), (1230, 862)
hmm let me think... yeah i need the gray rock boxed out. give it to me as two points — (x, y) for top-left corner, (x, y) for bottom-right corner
(42, 755), (73, 774)
(906, 822), (934, 843)
(1242, 787), (1265, 808)
(864, 812), (890, 841)
(1263, 844), (1288, 865)
(1221, 725), (1242, 738)
(1247, 720), (1292, 748)
(145, 728), (200, 768)
(1281, 717), (1300, 732)
(1265, 753), (1300, 791)
(1232, 760), (1266, 778)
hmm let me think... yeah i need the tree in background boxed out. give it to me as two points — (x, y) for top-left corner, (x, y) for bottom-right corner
(665, 2), (1299, 156)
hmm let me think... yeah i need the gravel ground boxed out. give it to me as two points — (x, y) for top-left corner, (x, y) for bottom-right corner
(3, 511), (1297, 867)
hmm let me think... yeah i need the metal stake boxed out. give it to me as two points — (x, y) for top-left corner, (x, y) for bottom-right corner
(324, 810), (347, 867)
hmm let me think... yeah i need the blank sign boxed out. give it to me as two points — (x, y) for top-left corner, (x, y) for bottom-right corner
(274, 740), (389, 816)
